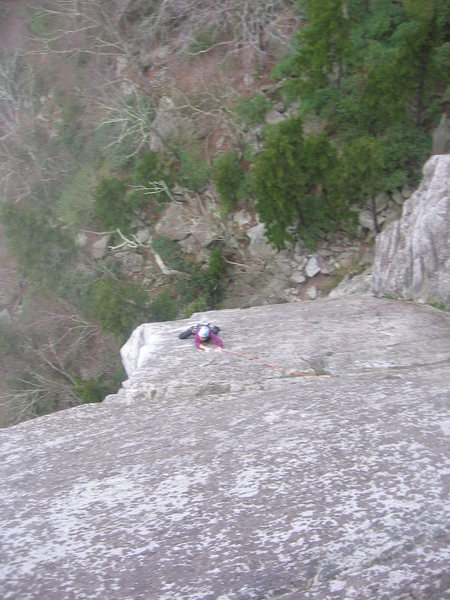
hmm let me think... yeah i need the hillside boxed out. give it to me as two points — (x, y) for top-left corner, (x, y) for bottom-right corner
(1, 294), (449, 598)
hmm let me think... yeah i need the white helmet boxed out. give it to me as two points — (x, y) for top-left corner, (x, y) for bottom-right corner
(199, 325), (210, 339)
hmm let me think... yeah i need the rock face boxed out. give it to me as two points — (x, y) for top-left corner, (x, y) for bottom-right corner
(1, 295), (450, 599)
(372, 154), (450, 307)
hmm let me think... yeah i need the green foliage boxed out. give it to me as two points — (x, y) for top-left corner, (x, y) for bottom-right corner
(151, 237), (227, 310)
(293, 0), (352, 94)
(74, 376), (113, 404)
(393, 0), (449, 125)
(91, 122), (136, 172)
(74, 362), (126, 405)
(345, 0), (371, 23)
(188, 26), (219, 54)
(56, 267), (100, 316)
(93, 177), (135, 231)
(178, 147), (211, 191)
(212, 152), (247, 213)
(151, 236), (185, 271)
(204, 248), (227, 307)
(183, 297), (208, 318)
(132, 150), (173, 207)
(430, 301), (449, 312)
(57, 165), (97, 228)
(133, 151), (160, 185)
(264, 0), (447, 244)
(332, 135), (385, 232)
(29, 7), (59, 37)
(378, 124), (431, 190)
(234, 93), (272, 130)
(335, 136), (385, 205)
(207, 248), (226, 280)
(252, 117), (343, 248)
(0, 203), (76, 286)
(90, 277), (149, 340)
(363, 0), (404, 40)
(148, 290), (178, 322)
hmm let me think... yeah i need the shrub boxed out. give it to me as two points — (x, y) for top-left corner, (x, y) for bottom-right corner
(74, 376), (112, 404)
(132, 150), (174, 207)
(235, 93), (271, 130)
(178, 147), (211, 192)
(0, 203), (76, 286)
(93, 177), (134, 231)
(151, 239), (227, 311)
(205, 248), (227, 307)
(133, 151), (160, 185)
(148, 290), (178, 322)
(90, 278), (148, 340)
(207, 247), (226, 280)
(212, 152), (246, 213)
(57, 165), (97, 228)
(183, 297), (208, 318)
(151, 236), (186, 271)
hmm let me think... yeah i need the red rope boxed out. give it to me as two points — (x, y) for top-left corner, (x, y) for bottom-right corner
(219, 347), (329, 378)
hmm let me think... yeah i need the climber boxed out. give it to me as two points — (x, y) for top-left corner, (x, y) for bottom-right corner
(178, 322), (223, 351)
(195, 324), (223, 351)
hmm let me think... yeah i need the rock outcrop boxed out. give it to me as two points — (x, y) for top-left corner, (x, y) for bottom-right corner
(1, 295), (450, 599)
(372, 154), (450, 308)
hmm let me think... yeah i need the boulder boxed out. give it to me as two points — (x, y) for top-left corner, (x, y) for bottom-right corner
(155, 198), (221, 255)
(305, 255), (320, 278)
(0, 307), (12, 323)
(372, 155), (450, 307)
(74, 232), (87, 248)
(90, 234), (111, 260)
(135, 228), (151, 244)
(264, 109), (285, 125)
(290, 270), (306, 284)
(374, 191), (389, 213)
(358, 208), (375, 231)
(247, 222), (277, 262)
(149, 97), (191, 152)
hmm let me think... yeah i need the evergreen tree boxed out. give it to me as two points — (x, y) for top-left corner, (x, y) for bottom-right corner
(336, 136), (384, 232)
(294, 0), (353, 94)
(253, 117), (341, 248)
(396, 0), (450, 125)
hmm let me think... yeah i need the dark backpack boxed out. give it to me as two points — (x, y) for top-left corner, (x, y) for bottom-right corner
(178, 323), (220, 339)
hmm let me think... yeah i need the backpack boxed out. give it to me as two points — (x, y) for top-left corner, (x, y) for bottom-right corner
(178, 322), (220, 339)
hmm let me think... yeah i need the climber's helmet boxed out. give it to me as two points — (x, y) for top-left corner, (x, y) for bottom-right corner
(198, 325), (210, 341)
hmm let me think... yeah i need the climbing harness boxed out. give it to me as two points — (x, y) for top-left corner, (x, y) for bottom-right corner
(219, 347), (330, 378)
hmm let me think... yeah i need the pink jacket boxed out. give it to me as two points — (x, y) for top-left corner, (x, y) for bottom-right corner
(194, 330), (223, 349)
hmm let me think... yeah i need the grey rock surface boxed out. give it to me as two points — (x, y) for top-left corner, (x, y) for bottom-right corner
(1, 295), (450, 599)
(372, 154), (450, 307)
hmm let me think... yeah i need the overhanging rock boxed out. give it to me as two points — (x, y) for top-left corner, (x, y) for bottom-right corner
(1, 296), (450, 599)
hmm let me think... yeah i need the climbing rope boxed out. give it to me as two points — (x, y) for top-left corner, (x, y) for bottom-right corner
(219, 347), (330, 378)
